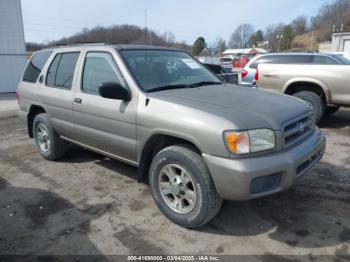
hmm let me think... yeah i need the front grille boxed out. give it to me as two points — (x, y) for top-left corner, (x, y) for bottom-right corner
(283, 113), (315, 148)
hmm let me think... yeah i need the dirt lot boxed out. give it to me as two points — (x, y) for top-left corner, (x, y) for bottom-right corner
(0, 109), (349, 260)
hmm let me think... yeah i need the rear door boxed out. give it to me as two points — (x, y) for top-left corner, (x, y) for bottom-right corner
(72, 47), (138, 165)
(38, 48), (81, 139)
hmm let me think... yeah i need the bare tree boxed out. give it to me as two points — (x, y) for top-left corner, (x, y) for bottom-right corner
(311, 0), (350, 40)
(264, 23), (285, 51)
(291, 16), (308, 35)
(162, 32), (176, 46)
(229, 24), (255, 48)
(212, 37), (226, 55)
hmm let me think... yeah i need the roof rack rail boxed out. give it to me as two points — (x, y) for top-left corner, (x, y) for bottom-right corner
(50, 42), (109, 48)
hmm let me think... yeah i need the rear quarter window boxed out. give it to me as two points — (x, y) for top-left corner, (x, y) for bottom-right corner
(22, 50), (52, 83)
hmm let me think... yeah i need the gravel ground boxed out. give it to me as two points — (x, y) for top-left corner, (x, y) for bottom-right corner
(0, 110), (349, 261)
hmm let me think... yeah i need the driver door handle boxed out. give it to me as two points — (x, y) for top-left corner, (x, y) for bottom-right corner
(74, 97), (82, 104)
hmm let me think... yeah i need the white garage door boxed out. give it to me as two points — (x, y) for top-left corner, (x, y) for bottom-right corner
(344, 40), (350, 55)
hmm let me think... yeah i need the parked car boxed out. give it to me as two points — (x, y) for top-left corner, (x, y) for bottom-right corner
(256, 54), (350, 122)
(220, 56), (236, 69)
(203, 63), (238, 84)
(240, 52), (350, 87)
(17, 44), (326, 228)
(233, 55), (250, 68)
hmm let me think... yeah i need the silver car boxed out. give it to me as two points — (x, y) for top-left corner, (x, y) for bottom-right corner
(17, 44), (326, 228)
(239, 52), (350, 87)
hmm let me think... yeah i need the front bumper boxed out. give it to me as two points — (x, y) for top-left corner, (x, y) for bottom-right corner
(203, 128), (326, 201)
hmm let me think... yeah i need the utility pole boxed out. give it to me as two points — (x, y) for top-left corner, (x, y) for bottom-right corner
(277, 33), (283, 52)
(144, 9), (147, 45)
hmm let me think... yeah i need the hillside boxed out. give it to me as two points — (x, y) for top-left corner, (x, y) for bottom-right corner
(27, 24), (191, 52)
(292, 30), (323, 51)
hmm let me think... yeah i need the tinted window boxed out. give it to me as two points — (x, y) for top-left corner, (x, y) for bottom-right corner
(283, 55), (313, 64)
(23, 50), (52, 83)
(313, 55), (339, 64)
(331, 55), (350, 64)
(46, 54), (61, 86)
(250, 55), (313, 68)
(54, 52), (80, 89)
(82, 52), (125, 95)
(250, 56), (281, 69)
(250, 57), (263, 69)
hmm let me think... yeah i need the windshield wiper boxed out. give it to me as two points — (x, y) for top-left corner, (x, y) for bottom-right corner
(187, 81), (222, 87)
(147, 84), (191, 93)
(147, 81), (222, 93)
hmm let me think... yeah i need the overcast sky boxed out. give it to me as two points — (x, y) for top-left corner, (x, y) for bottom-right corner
(21, 0), (333, 45)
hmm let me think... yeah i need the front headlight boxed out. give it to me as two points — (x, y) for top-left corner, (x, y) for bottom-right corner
(224, 129), (275, 154)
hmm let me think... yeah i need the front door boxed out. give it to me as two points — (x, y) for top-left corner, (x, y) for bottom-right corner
(72, 51), (138, 164)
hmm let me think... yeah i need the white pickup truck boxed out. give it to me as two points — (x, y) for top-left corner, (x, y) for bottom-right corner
(256, 58), (350, 122)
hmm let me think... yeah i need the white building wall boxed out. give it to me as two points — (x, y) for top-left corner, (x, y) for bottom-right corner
(331, 33), (350, 55)
(0, 0), (27, 93)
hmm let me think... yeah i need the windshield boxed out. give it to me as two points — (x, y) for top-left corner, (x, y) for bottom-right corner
(120, 49), (221, 92)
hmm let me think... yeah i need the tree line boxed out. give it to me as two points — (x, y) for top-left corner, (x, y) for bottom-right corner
(26, 24), (190, 52)
(194, 0), (350, 55)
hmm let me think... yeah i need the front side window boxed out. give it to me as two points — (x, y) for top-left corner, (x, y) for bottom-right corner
(120, 50), (221, 92)
(82, 52), (125, 95)
(23, 50), (52, 83)
(46, 52), (80, 89)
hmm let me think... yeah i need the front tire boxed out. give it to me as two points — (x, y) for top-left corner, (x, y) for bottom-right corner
(149, 145), (223, 228)
(33, 113), (67, 160)
(293, 91), (325, 123)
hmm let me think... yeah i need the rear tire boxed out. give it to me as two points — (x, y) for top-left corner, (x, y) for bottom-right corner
(325, 106), (340, 116)
(149, 145), (223, 228)
(293, 91), (325, 123)
(33, 113), (67, 160)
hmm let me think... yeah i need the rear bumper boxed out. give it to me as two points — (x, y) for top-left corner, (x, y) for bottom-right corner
(238, 80), (256, 87)
(203, 128), (326, 201)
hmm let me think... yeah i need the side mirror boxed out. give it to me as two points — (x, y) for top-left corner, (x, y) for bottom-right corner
(98, 82), (131, 101)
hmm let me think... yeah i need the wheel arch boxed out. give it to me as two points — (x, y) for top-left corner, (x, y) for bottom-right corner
(283, 79), (331, 104)
(27, 105), (46, 138)
(138, 133), (202, 184)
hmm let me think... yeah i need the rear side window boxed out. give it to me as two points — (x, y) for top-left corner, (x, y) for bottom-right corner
(46, 54), (61, 86)
(23, 50), (52, 83)
(250, 56), (280, 69)
(281, 55), (313, 64)
(82, 52), (125, 95)
(250, 55), (313, 68)
(313, 55), (339, 64)
(46, 52), (80, 89)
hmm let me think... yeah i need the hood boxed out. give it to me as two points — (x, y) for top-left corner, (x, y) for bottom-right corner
(147, 84), (310, 130)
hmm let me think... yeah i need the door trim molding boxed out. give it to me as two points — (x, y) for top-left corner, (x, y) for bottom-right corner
(61, 136), (139, 167)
